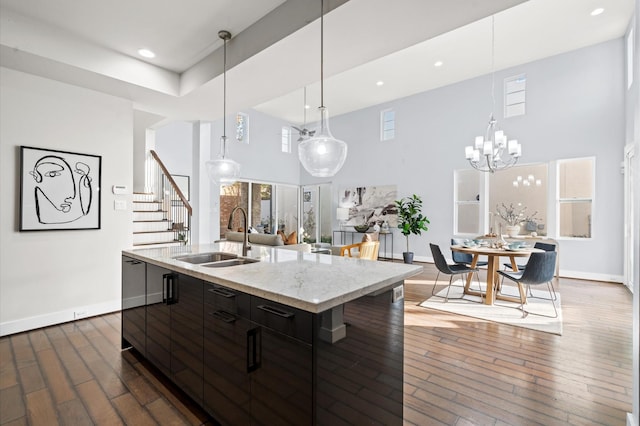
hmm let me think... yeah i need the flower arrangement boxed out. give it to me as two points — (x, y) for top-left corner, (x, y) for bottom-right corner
(495, 203), (537, 226)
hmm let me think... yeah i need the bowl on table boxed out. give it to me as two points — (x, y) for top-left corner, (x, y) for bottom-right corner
(353, 224), (370, 233)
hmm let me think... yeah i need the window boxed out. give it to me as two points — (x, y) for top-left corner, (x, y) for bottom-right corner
(301, 183), (332, 243)
(504, 74), (526, 118)
(236, 112), (249, 144)
(454, 169), (482, 235)
(220, 181), (249, 238)
(219, 180), (299, 239)
(252, 183), (273, 234)
(380, 109), (395, 141)
(489, 163), (548, 236)
(557, 157), (594, 238)
(281, 126), (291, 153)
(276, 185), (299, 236)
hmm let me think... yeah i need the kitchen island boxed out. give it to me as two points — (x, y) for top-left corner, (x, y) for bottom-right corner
(122, 243), (422, 425)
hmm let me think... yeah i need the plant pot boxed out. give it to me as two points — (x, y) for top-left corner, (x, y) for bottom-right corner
(506, 225), (520, 238)
(403, 252), (414, 264)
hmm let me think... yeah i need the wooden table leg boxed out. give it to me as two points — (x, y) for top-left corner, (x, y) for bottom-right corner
(463, 254), (479, 293)
(484, 255), (497, 305)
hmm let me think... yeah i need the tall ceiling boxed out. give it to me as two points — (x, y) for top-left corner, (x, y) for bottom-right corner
(0, 0), (634, 127)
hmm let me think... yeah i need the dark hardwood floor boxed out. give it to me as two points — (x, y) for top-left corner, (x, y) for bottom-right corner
(0, 262), (633, 425)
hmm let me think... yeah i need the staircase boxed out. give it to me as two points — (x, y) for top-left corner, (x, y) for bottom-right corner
(132, 150), (192, 248)
(132, 192), (178, 247)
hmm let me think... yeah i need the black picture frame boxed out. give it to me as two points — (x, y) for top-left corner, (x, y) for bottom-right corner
(20, 146), (102, 231)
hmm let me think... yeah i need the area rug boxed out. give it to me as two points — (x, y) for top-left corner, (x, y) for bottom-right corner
(418, 281), (562, 335)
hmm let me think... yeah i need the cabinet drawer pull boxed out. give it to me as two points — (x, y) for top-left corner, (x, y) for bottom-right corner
(209, 310), (236, 323)
(247, 327), (261, 373)
(163, 273), (178, 305)
(257, 304), (294, 319)
(208, 287), (235, 298)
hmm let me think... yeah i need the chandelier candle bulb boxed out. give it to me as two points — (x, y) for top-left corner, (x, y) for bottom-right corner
(508, 139), (518, 154)
(475, 136), (484, 149)
(465, 146), (474, 159)
(483, 141), (493, 155)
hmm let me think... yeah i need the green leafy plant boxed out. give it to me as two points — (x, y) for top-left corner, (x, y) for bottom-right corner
(395, 194), (430, 253)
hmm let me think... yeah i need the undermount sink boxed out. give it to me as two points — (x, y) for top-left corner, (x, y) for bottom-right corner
(202, 258), (260, 268)
(174, 252), (237, 264)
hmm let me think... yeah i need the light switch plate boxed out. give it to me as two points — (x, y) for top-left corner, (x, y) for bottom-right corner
(112, 185), (128, 195)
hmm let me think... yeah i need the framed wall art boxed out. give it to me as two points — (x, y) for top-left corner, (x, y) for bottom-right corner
(20, 146), (102, 231)
(338, 184), (398, 227)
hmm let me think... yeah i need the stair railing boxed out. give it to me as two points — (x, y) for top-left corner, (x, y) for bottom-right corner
(149, 150), (192, 244)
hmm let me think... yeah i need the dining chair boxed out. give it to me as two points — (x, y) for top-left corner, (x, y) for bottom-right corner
(340, 241), (380, 260)
(430, 243), (482, 303)
(451, 238), (488, 267)
(502, 242), (557, 300)
(497, 251), (558, 318)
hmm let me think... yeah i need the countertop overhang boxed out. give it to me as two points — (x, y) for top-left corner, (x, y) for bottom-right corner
(123, 243), (422, 313)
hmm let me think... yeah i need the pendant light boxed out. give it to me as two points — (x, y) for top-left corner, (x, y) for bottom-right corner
(206, 30), (240, 184)
(298, 0), (348, 177)
(464, 16), (521, 173)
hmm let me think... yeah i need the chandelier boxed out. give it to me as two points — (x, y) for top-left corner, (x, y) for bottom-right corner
(298, 0), (348, 177)
(206, 30), (240, 185)
(465, 16), (521, 173)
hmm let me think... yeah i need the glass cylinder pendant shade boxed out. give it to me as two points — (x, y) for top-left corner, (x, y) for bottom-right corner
(298, 107), (347, 177)
(205, 136), (240, 184)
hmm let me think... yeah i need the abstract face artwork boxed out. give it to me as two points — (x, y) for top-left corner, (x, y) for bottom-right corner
(20, 147), (101, 231)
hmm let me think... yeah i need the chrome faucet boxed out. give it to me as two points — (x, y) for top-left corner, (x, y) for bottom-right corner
(227, 206), (250, 256)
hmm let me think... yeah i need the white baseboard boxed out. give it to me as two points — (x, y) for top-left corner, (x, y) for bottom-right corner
(559, 269), (624, 283)
(0, 299), (121, 337)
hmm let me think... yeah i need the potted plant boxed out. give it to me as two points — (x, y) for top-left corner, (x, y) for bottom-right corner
(395, 194), (430, 264)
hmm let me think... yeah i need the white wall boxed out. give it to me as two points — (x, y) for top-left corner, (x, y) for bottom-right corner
(319, 39), (626, 281)
(0, 67), (133, 336)
(155, 120), (194, 176)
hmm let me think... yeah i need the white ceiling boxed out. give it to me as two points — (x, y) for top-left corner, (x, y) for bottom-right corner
(0, 0), (634, 127)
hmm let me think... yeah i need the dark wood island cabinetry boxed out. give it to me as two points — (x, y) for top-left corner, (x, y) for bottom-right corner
(122, 244), (420, 425)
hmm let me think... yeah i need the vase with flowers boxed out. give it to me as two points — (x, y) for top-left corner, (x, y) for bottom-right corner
(495, 203), (537, 237)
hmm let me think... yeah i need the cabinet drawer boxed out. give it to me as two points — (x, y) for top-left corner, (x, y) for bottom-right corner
(205, 283), (251, 320)
(251, 297), (313, 344)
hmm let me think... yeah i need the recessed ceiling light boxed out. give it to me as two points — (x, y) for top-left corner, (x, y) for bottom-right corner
(434, 60), (443, 67)
(590, 8), (604, 16)
(138, 48), (156, 58)
(376, 81), (384, 86)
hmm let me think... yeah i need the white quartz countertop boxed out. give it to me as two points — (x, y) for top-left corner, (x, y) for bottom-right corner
(122, 243), (422, 313)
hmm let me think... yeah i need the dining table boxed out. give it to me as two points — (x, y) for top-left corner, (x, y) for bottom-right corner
(450, 244), (544, 305)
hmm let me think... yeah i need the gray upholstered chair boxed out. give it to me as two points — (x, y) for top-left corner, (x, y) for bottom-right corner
(497, 251), (558, 318)
(502, 241), (556, 300)
(430, 243), (482, 303)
